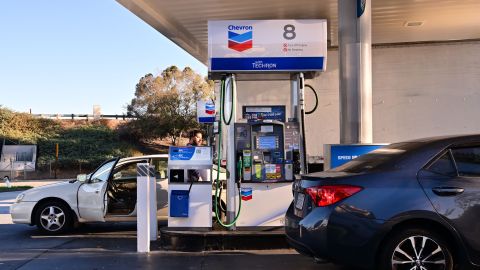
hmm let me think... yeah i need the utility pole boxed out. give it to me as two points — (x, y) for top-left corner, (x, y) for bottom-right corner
(55, 143), (59, 179)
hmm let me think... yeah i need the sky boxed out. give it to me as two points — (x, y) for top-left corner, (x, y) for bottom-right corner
(0, 0), (207, 115)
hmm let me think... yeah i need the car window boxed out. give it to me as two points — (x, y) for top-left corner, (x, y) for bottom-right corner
(113, 160), (147, 180)
(90, 160), (116, 183)
(151, 158), (168, 179)
(451, 147), (480, 177)
(426, 152), (457, 177)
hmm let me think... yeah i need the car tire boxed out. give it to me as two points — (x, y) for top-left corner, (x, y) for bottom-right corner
(379, 228), (454, 270)
(35, 200), (72, 234)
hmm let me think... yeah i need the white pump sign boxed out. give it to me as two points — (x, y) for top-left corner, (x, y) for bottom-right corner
(208, 20), (327, 73)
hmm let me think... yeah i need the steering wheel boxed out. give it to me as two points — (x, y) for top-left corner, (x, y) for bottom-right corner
(109, 171), (123, 193)
(109, 180), (120, 194)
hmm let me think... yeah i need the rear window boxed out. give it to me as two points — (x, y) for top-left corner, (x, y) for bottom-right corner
(451, 147), (480, 177)
(426, 151), (457, 176)
(330, 142), (422, 173)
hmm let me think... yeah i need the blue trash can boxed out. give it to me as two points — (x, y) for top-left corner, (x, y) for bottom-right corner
(170, 190), (189, 217)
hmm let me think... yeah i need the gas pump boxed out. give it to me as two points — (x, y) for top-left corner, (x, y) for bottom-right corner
(232, 118), (299, 226)
(167, 146), (212, 228)
(207, 19), (327, 229)
(212, 75), (302, 227)
(236, 120), (291, 182)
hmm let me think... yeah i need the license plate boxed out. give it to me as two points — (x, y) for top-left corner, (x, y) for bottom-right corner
(295, 193), (305, 210)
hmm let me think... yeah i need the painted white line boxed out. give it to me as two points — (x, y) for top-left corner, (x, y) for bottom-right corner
(0, 214), (13, 224)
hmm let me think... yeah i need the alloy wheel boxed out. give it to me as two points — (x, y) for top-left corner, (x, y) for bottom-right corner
(391, 235), (447, 270)
(39, 205), (66, 232)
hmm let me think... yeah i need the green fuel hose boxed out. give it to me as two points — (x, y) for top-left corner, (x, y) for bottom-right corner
(214, 76), (242, 228)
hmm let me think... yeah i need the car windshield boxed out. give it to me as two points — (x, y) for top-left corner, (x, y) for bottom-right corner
(330, 142), (423, 173)
(90, 160), (116, 182)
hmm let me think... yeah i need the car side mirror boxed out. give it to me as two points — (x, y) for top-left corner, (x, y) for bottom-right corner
(77, 174), (87, 182)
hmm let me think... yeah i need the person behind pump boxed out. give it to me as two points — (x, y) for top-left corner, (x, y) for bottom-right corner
(187, 129), (203, 147)
(186, 129), (209, 181)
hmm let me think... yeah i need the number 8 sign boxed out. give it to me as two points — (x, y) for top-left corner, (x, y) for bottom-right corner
(208, 20), (327, 72)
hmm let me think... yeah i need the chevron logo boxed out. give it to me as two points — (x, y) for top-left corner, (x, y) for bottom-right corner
(241, 187), (253, 201)
(205, 102), (215, 115)
(228, 30), (253, 52)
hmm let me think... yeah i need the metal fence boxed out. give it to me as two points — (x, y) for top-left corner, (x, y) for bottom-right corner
(32, 114), (137, 120)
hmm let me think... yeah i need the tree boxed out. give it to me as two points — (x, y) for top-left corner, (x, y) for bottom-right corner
(126, 66), (213, 145)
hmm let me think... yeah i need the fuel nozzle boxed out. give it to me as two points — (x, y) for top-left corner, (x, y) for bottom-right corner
(236, 158), (243, 183)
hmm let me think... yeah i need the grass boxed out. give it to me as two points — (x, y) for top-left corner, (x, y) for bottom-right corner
(0, 186), (33, 192)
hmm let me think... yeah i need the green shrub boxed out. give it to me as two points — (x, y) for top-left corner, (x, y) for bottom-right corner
(0, 107), (60, 144)
(0, 107), (134, 171)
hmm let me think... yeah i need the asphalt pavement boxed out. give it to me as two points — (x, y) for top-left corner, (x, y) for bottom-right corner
(0, 185), (356, 270)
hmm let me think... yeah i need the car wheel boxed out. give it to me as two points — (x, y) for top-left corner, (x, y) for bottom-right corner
(35, 201), (72, 234)
(380, 228), (453, 270)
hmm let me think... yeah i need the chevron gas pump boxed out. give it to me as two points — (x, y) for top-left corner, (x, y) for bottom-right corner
(208, 19), (327, 229)
(231, 119), (299, 227)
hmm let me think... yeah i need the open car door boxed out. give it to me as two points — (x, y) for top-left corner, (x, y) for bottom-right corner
(77, 158), (120, 221)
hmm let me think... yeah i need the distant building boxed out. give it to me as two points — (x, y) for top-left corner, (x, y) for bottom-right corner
(0, 145), (37, 172)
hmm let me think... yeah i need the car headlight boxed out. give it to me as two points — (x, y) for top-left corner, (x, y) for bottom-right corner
(15, 193), (25, 203)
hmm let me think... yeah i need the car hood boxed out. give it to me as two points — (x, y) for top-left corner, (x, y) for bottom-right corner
(21, 180), (82, 202)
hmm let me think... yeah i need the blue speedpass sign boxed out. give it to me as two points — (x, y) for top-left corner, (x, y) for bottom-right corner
(330, 144), (384, 168)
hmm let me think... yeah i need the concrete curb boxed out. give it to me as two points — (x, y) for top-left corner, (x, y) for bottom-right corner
(159, 227), (290, 251)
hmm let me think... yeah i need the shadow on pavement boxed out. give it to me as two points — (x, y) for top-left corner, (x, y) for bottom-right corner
(0, 221), (358, 270)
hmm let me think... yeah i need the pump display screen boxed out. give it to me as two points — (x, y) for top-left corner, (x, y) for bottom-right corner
(256, 136), (278, 150)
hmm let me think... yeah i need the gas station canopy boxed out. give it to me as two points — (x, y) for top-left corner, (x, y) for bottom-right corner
(116, 0), (480, 64)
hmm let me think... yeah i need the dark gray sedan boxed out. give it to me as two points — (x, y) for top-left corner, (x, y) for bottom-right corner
(286, 135), (480, 270)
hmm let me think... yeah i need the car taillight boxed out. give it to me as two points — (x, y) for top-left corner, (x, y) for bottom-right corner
(305, 185), (363, 207)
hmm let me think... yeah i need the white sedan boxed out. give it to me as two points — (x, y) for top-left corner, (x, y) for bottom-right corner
(10, 155), (171, 234)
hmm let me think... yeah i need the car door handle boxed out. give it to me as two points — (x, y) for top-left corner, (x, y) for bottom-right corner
(95, 189), (100, 194)
(432, 187), (464, 196)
